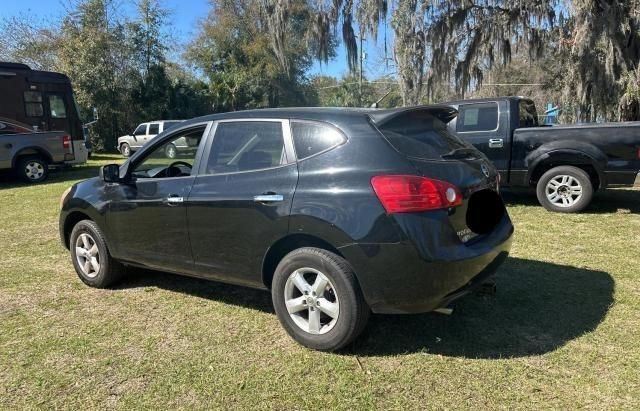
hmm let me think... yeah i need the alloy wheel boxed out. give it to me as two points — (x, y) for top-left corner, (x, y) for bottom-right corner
(75, 233), (100, 278)
(284, 268), (340, 335)
(545, 175), (583, 208)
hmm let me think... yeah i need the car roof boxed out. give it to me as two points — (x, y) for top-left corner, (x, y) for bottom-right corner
(182, 105), (458, 128)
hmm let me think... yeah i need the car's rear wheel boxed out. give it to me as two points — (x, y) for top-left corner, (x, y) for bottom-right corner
(536, 165), (593, 213)
(120, 142), (131, 157)
(69, 220), (126, 288)
(17, 156), (48, 183)
(271, 247), (370, 351)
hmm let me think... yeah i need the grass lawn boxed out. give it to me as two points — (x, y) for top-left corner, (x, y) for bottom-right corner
(1, 155), (639, 409)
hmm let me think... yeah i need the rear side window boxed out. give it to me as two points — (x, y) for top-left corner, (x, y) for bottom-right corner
(377, 111), (468, 160)
(163, 121), (181, 131)
(519, 100), (539, 127)
(206, 121), (286, 174)
(24, 91), (43, 117)
(291, 121), (345, 160)
(48, 94), (67, 118)
(149, 123), (160, 134)
(456, 103), (498, 132)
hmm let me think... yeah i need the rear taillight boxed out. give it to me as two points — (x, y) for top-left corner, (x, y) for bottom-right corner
(62, 135), (71, 150)
(371, 175), (463, 213)
(637, 147), (640, 159)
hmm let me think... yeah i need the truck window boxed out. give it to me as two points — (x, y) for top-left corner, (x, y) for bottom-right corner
(133, 124), (147, 136)
(48, 95), (67, 118)
(518, 100), (539, 127)
(24, 91), (43, 118)
(456, 103), (498, 132)
(149, 123), (160, 134)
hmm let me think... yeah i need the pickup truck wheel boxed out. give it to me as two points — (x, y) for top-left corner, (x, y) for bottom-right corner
(70, 220), (126, 288)
(536, 166), (593, 213)
(165, 143), (177, 159)
(271, 247), (370, 351)
(18, 156), (48, 183)
(120, 142), (131, 157)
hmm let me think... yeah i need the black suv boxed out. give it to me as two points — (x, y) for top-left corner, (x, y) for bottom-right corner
(59, 106), (513, 351)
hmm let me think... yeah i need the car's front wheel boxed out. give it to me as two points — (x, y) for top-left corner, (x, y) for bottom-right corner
(69, 220), (126, 288)
(120, 142), (131, 157)
(536, 166), (593, 213)
(271, 247), (370, 351)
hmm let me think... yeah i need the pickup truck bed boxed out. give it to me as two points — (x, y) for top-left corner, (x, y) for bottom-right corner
(0, 131), (74, 182)
(446, 96), (640, 212)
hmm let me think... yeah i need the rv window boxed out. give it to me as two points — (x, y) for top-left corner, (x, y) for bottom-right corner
(24, 91), (43, 118)
(49, 95), (67, 118)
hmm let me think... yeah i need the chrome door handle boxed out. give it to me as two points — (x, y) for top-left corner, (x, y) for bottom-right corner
(253, 194), (284, 203)
(164, 195), (183, 206)
(488, 138), (504, 148)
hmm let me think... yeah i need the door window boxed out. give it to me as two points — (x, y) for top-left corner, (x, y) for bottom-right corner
(24, 91), (43, 117)
(48, 95), (67, 118)
(132, 126), (206, 179)
(205, 121), (287, 174)
(456, 103), (498, 132)
(133, 124), (147, 136)
(291, 121), (345, 160)
(149, 123), (160, 134)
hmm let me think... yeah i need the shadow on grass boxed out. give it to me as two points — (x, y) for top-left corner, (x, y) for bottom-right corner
(502, 187), (640, 214)
(117, 257), (613, 358)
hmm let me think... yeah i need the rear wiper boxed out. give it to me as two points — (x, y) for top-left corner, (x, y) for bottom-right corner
(441, 147), (479, 160)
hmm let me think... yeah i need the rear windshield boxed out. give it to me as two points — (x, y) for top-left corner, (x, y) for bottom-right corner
(376, 111), (469, 159)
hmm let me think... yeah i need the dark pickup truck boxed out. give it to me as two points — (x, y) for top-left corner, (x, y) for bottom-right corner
(445, 96), (640, 212)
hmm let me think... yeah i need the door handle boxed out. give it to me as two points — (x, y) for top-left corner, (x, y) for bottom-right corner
(253, 194), (284, 203)
(488, 138), (504, 148)
(164, 195), (184, 206)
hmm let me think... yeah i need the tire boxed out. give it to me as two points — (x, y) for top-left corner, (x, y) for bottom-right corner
(120, 142), (131, 157)
(271, 247), (370, 351)
(165, 143), (177, 159)
(536, 166), (593, 213)
(17, 156), (48, 183)
(69, 219), (126, 288)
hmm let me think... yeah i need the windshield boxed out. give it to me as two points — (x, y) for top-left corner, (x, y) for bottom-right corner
(376, 110), (470, 160)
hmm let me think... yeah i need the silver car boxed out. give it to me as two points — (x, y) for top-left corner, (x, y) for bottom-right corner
(117, 120), (183, 157)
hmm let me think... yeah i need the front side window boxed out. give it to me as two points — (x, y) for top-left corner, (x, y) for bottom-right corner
(205, 121), (286, 174)
(48, 95), (67, 118)
(456, 103), (498, 132)
(132, 126), (206, 179)
(24, 91), (43, 118)
(149, 123), (160, 134)
(291, 121), (345, 160)
(133, 124), (147, 136)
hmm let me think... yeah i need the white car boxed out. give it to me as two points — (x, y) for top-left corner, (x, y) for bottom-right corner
(117, 120), (183, 157)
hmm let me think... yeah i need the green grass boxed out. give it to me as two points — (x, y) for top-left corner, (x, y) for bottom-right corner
(1, 155), (639, 409)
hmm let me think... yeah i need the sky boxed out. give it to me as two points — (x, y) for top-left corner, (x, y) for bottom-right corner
(0, 0), (393, 79)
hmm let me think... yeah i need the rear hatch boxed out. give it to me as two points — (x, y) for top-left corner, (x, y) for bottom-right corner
(371, 107), (505, 243)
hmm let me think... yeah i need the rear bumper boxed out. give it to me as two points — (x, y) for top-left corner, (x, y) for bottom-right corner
(339, 214), (514, 314)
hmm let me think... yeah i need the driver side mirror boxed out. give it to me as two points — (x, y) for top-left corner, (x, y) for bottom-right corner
(100, 164), (120, 183)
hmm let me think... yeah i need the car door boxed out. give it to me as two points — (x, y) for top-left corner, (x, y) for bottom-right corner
(453, 101), (511, 174)
(187, 119), (298, 287)
(131, 124), (148, 149)
(106, 123), (211, 272)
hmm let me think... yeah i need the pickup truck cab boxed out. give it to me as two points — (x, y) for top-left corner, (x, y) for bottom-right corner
(446, 96), (640, 212)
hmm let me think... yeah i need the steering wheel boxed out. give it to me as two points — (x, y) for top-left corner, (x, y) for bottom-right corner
(166, 161), (192, 177)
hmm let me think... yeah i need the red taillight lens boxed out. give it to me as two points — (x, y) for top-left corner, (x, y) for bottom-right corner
(371, 175), (463, 213)
(62, 135), (71, 150)
(637, 147), (640, 160)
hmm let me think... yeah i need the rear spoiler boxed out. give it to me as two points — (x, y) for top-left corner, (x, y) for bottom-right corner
(368, 105), (458, 127)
